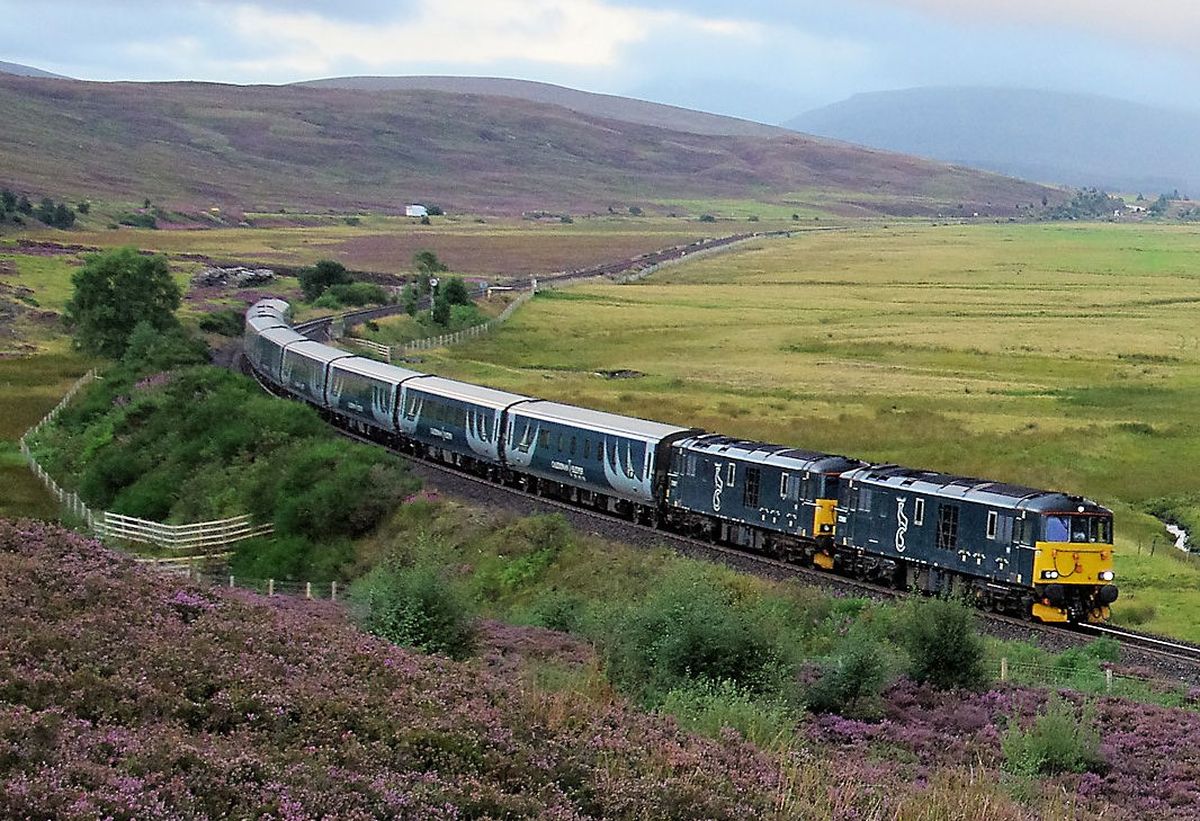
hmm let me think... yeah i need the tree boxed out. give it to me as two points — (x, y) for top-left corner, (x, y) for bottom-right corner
(441, 276), (470, 306)
(299, 259), (353, 302)
(64, 247), (182, 357)
(36, 197), (55, 224)
(402, 284), (419, 316)
(17, 195), (32, 215)
(53, 203), (76, 229)
(412, 250), (448, 277)
(0, 190), (15, 211)
(77, 200), (91, 214)
(431, 295), (451, 326)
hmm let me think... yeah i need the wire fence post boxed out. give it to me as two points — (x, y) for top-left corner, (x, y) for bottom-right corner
(1000, 657), (1009, 682)
(331, 580), (338, 602)
(229, 575), (235, 589)
(1106, 668), (1114, 692)
(268, 578), (275, 597)
(305, 581), (312, 600)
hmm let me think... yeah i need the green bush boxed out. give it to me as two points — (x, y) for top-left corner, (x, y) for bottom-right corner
(198, 309), (245, 337)
(299, 259), (352, 301)
(123, 322), (209, 372)
(351, 560), (477, 659)
(250, 438), (418, 542)
(524, 590), (586, 633)
(1002, 696), (1106, 775)
(804, 631), (890, 719)
(325, 281), (387, 306)
(602, 564), (787, 702)
(902, 597), (988, 691)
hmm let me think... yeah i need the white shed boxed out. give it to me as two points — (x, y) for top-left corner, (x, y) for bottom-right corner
(405, 205), (429, 218)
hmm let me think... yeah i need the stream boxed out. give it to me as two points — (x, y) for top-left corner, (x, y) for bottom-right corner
(1165, 523), (1191, 552)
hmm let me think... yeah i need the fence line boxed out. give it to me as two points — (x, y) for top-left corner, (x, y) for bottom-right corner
(613, 232), (787, 284)
(340, 289), (535, 362)
(19, 370), (272, 552)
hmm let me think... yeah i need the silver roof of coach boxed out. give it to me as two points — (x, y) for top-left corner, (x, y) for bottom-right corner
(282, 339), (355, 365)
(330, 356), (425, 385)
(406, 376), (534, 410)
(512, 400), (695, 441)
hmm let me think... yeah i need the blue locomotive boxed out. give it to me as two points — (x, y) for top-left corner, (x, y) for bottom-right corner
(244, 300), (1118, 623)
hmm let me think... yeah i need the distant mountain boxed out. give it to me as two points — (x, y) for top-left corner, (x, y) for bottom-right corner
(0, 75), (1059, 216)
(297, 75), (786, 138)
(788, 87), (1200, 196)
(0, 61), (68, 79)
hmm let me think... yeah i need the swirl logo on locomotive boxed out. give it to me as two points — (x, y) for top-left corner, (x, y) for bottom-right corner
(895, 497), (908, 553)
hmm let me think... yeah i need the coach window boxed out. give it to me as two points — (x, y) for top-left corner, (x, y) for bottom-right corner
(570, 436), (576, 456)
(936, 504), (960, 550)
(986, 511), (998, 540)
(780, 472), (790, 498)
(539, 429), (549, 449)
(914, 498), (925, 525)
(584, 440), (591, 460)
(861, 488), (872, 514)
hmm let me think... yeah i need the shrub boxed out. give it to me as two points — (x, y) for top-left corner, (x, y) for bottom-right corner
(441, 276), (471, 306)
(1002, 696), (1106, 775)
(252, 438), (419, 542)
(118, 212), (158, 229)
(525, 590), (586, 633)
(299, 259), (352, 301)
(804, 632), (889, 719)
(122, 321), (209, 373)
(198, 308), (245, 337)
(326, 281), (387, 306)
(351, 560), (477, 659)
(603, 564), (786, 702)
(698, 214), (716, 223)
(902, 597), (988, 691)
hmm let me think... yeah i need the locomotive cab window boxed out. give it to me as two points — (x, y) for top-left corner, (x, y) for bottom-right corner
(1045, 514), (1113, 544)
(913, 498), (925, 525)
(726, 463), (735, 486)
(986, 511), (998, 540)
(780, 472), (789, 498)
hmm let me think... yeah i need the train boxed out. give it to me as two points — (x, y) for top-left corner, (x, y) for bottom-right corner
(245, 298), (1119, 624)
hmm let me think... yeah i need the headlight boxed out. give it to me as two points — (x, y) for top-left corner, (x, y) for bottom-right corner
(820, 524), (832, 533)
(1041, 570), (1059, 580)
(1098, 571), (1114, 581)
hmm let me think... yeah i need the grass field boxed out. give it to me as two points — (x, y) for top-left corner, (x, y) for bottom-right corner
(411, 222), (1200, 639)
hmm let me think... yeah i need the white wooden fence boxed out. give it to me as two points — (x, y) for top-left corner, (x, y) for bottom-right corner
(345, 290), (534, 362)
(19, 370), (273, 552)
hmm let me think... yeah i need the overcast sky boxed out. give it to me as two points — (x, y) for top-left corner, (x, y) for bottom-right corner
(4, 0), (1198, 123)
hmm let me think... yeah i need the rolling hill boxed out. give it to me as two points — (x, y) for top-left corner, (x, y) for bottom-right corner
(0, 75), (1060, 216)
(298, 75), (786, 138)
(0, 60), (69, 79)
(788, 87), (1200, 196)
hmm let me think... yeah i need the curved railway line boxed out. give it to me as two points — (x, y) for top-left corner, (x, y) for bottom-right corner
(228, 235), (1200, 687)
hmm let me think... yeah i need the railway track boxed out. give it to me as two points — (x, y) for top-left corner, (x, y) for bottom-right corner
(235, 238), (1200, 685)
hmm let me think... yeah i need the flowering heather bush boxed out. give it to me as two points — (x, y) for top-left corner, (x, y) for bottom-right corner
(8, 519), (1200, 820)
(0, 520), (801, 819)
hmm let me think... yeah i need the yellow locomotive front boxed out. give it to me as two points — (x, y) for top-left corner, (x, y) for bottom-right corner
(1029, 507), (1118, 623)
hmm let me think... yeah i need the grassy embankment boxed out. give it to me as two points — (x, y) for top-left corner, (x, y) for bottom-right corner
(412, 222), (1200, 639)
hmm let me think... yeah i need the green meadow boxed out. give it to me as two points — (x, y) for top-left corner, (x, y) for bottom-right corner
(414, 222), (1200, 639)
